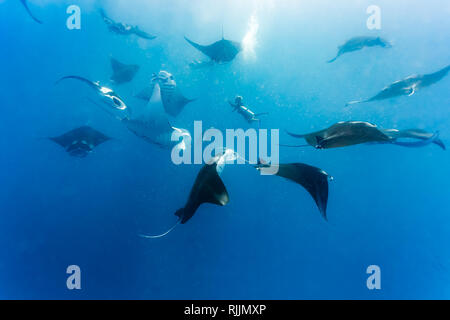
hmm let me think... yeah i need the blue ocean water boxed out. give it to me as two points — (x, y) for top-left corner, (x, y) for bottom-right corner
(0, 0), (449, 299)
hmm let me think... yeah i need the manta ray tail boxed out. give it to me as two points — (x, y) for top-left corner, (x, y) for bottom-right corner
(99, 8), (108, 19)
(21, 0), (43, 24)
(184, 36), (208, 53)
(327, 55), (339, 63)
(345, 99), (366, 107)
(133, 27), (157, 40)
(139, 218), (181, 239)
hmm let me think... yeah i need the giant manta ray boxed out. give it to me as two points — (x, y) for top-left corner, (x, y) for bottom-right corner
(140, 153), (333, 239)
(184, 34), (242, 64)
(100, 9), (156, 40)
(56, 76), (189, 149)
(49, 126), (111, 157)
(346, 65), (450, 106)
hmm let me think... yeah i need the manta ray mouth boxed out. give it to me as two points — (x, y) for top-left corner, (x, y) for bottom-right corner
(68, 148), (90, 158)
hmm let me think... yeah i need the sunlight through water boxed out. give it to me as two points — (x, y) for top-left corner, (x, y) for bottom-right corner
(242, 14), (259, 61)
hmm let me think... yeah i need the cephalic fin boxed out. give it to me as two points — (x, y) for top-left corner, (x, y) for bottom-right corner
(406, 85), (417, 96)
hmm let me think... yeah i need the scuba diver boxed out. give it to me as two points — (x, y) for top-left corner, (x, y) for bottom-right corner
(228, 96), (268, 124)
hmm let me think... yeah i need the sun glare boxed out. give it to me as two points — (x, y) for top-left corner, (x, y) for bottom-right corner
(242, 14), (259, 60)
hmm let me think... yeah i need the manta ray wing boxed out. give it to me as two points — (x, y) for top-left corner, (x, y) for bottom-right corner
(175, 161), (230, 224)
(135, 84), (156, 101)
(110, 58), (127, 75)
(49, 126), (111, 151)
(275, 163), (330, 220)
(184, 36), (212, 58)
(132, 27), (157, 40)
(160, 87), (195, 117)
(110, 58), (139, 84)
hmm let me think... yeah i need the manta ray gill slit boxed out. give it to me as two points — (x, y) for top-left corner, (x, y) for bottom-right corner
(242, 14), (259, 60)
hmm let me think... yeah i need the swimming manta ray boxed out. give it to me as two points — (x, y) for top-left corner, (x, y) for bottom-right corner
(140, 154), (230, 238)
(140, 151), (333, 238)
(184, 34), (242, 64)
(136, 71), (195, 117)
(110, 58), (140, 84)
(327, 36), (391, 63)
(55, 76), (129, 120)
(100, 9), (156, 40)
(255, 162), (332, 220)
(346, 64), (450, 106)
(56, 75), (189, 148)
(285, 121), (445, 150)
(285, 121), (392, 149)
(20, 0), (42, 24)
(49, 126), (111, 157)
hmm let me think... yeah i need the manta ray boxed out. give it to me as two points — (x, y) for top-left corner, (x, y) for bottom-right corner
(110, 58), (139, 84)
(140, 152), (333, 239)
(346, 64), (450, 106)
(140, 154), (230, 238)
(20, 0), (42, 24)
(184, 34), (242, 64)
(255, 162), (332, 220)
(100, 9), (156, 40)
(328, 36), (391, 63)
(136, 71), (195, 117)
(49, 126), (111, 157)
(285, 121), (445, 150)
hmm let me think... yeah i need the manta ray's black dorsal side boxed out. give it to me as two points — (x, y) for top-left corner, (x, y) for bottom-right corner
(175, 163), (230, 224)
(21, 0), (43, 24)
(184, 36), (209, 55)
(161, 89), (195, 117)
(184, 35), (241, 63)
(275, 163), (330, 220)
